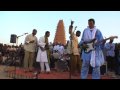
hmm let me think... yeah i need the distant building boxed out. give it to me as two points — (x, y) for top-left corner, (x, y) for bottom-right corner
(54, 20), (66, 45)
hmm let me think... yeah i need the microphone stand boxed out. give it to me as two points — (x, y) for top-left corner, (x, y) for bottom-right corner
(13, 45), (16, 79)
(13, 59), (16, 79)
(33, 51), (40, 79)
(69, 20), (77, 79)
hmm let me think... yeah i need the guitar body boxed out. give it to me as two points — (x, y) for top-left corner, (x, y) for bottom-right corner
(84, 43), (95, 53)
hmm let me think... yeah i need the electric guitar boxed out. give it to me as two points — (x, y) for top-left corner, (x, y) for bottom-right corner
(83, 36), (118, 53)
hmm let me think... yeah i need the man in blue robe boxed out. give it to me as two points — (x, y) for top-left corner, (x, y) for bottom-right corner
(79, 18), (105, 79)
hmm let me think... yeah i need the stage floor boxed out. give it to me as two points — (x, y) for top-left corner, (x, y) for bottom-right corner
(0, 65), (119, 79)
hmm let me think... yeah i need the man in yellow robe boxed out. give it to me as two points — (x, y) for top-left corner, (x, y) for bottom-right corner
(68, 31), (81, 76)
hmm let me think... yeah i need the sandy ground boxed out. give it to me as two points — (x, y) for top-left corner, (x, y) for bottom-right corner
(0, 65), (12, 79)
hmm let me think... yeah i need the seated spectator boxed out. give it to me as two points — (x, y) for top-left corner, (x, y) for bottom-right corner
(0, 52), (3, 64)
(52, 50), (60, 71)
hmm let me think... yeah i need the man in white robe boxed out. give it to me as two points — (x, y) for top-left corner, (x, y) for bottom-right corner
(59, 43), (65, 57)
(56, 43), (60, 52)
(36, 31), (50, 73)
(53, 43), (58, 52)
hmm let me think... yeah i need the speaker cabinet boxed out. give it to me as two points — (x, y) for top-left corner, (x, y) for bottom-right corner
(10, 34), (17, 43)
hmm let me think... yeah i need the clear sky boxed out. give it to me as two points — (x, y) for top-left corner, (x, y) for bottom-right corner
(0, 11), (120, 45)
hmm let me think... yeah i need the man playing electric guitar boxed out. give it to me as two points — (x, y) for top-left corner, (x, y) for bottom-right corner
(80, 18), (106, 79)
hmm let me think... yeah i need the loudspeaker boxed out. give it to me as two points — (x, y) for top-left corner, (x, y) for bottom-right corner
(10, 34), (17, 43)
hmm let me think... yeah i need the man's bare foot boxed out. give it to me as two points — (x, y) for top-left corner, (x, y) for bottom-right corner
(46, 71), (51, 74)
(41, 71), (45, 74)
(29, 68), (34, 72)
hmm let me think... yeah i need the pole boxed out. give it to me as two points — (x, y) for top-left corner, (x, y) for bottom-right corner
(69, 20), (74, 79)
(13, 43), (16, 79)
(16, 33), (28, 46)
(16, 37), (18, 46)
(69, 21), (77, 79)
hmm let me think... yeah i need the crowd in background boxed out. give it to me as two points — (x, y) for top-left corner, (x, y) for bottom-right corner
(0, 43), (24, 66)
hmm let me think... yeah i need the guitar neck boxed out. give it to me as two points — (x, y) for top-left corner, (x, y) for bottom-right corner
(97, 36), (117, 44)
(84, 36), (117, 45)
(96, 38), (110, 44)
(101, 38), (110, 42)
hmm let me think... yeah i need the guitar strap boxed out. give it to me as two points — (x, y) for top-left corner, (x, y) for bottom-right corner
(93, 29), (98, 48)
(90, 29), (98, 67)
(94, 29), (98, 40)
(44, 35), (50, 64)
